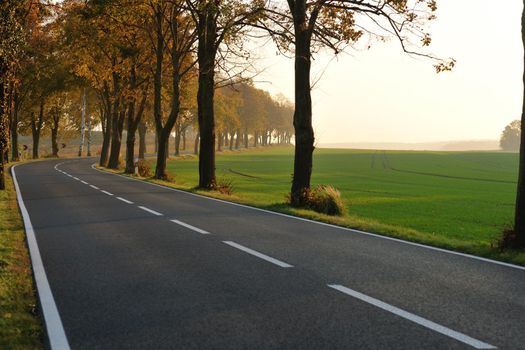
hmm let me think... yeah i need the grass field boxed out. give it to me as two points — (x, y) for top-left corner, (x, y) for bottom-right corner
(0, 166), (42, 349)
(152, 146), (525, 264)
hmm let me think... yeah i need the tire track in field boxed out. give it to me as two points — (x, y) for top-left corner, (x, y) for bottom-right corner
(378, 151), (517, 184)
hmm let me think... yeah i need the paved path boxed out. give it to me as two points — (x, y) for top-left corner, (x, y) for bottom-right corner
(12, 158), (525, 349)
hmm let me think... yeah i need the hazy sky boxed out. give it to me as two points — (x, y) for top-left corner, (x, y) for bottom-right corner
(253, 0), (523, 144)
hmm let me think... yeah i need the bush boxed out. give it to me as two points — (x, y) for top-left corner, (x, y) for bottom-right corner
(289, 185), (346, 216)
(136, 159), (153, 177)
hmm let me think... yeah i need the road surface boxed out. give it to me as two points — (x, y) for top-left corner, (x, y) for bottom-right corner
(12, 158), (525, 349)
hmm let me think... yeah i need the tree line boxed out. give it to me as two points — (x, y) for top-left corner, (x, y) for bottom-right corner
(2, 0), (451, 191)
(3, 0), (523, 248)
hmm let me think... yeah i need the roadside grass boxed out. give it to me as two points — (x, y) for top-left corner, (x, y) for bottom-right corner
(0, 165), (43, 349)
(99, 146), (525, 266)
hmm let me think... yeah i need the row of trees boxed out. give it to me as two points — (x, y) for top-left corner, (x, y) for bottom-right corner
(0, 0), (293, 169)
(0, 0), (458, 203)
(53, 0), (455, 200)
(5, 0), (523, 249)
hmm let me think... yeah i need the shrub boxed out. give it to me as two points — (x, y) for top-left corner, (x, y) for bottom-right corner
(289, 184), (346, 216)
(136, 159), (153, 177)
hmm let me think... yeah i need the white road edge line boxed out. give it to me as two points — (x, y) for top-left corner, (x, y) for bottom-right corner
(90, 163), (525, 272)
(116, 197), (134, 204)
(100, 190), (113, 196)
(80, 180), (88, 185)
(72, 177), (79, 181)
(11, 165), (71, 350)
(170, 219), (210, 234)
(327, 284), (496, 350)
(222, 241), (293, 268)
(138, 206), (163, 216)
(89, 185), (99, 190)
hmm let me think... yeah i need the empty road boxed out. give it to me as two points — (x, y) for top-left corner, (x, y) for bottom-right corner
(12, 158), (525, 349)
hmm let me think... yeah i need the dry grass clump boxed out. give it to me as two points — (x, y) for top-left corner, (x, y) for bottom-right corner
(289, 185), (346, 216)
(136, 159), (153, 177)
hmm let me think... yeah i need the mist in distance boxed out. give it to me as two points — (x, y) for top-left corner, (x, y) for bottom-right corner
(253, 0), (523, 149)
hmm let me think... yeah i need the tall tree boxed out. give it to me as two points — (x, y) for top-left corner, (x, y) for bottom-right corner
(264, 0), (453, 206)
(187, 0), (264, 189)
(513, 0), (525, 248)
(147, 0), (198, 179)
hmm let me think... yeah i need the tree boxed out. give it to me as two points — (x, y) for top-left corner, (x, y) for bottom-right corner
(513, 0), (525, 248)
(148, 0), (198, 179)
(263, 0), (454, 206)
(60, 0), (124, 166)
(187, 0), (265, 189)
(500, 120), (521, 152)
(0, 1), (26, 189)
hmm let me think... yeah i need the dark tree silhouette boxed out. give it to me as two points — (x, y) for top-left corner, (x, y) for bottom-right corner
(513, 1), (525, 248)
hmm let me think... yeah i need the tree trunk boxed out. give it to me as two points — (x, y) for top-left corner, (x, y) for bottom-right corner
(244, 129), (248, 148)
(138, 121), (146, 159)
(31, 112), (40, 159)
(99, 85), (112, 166)
(154, 131), (158, 153)
(182, 128), (186, 150)
(235, 128), (241, 149)
(31, 100), (45, 159)
(166, 133), (170, 155)
(51, 111), (59, 157)
(107, 97), (124, 169)
(87, 114), (92, 157)
(514, 1), (525, 247)
(194, 133), (199, 155)
(100, 108), (112, 166)
(230, 130), (235, 150)
(175, 127), (181, 156)
(217, 130), (222, 151)
(155, 129), (170, 179)
(254, 130), (258, 147)
(197, 6), (218, 189)
(78, 89), (86, 157)
(290, 4), (315, 207)
(124, 100), (136, 174)
(124, 101), (137, 174)
(124, 66), (147, 174)
(10, 90), (19, 161)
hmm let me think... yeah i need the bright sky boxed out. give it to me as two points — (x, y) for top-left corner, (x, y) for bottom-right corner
(253, 0), (524, 144)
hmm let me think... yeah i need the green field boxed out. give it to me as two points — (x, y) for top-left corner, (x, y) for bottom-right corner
(155, 146), (524, 264)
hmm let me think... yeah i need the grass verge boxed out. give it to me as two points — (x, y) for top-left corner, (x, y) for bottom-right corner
(96, 161), (525, 267)
(0, 165), (43, 349)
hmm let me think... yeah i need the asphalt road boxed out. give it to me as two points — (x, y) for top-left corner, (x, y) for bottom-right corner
(12, 158), (525, 350)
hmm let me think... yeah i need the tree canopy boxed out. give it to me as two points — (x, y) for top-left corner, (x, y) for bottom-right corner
(500, 120), (521, 152)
